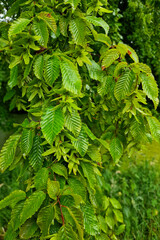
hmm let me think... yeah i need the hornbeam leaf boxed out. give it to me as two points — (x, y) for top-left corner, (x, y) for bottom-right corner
(102, 49), (119, 68)
(51, 163), (68, 179)
(67, 207), (84, 240)
(0, 134), (21, 172)
(21, 128), (34, 156)
(34, 168), (49, 190)
(44, 56), (60, 85)
(60, 58), (82, 95)
(64, 0), (81, 10)
(29, 135), (44, 171)
(19, 218), (38, 239)
(41, 107), (64, 145)
(38, 12), (57, 33)
(86, 59), (105, 81)
(147, 116), (160, 142)
(47, 179), (60, 199)
(81, 162), (96, 189)
(114, 69), (135, 101)
(32, 20), (49, 47)
(57, 224), (78, 239)
(0, 190), (26, 210)
(65, 109), (81, 137)
(37, 205), (54, 236)
(20, 191), (46, 225)
(72, 126), (89, 156)
(8, 65), (18, 89)
(140, 72), (159, 109)
(81, 202), (99, 236)
(109, 137), (123, 163)
(33, 55), (44, 80)
(8, 18), (31, 39)
(69, 18), (86, 46)
(86, 16), (109, 34)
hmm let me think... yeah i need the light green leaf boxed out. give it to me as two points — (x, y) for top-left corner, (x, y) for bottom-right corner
(51, 163), (68, 179)
(37, 205), (54, 236)
(109, 137), (123, 163)
(65, 109), (81, 137)
(21, 128), (34, 156)
(34, 168), (49, 190)
(8, 65), (18, 89)
(29, 135), (44, 171)
(94, 33), (111, 47)
(81, 202), (99, 236)
(0, 134), (21, 172)
(41, 107), (64, 145)
(102, 49), (119, 68)
(60, 58), (82, 95)
(114, 62), (128, 77)
(69, 18), (86, 45)
(33, 55), (44, 80)
(67, 207), (84, 240)
(0, 190), (26, 210)
(81, 162), (96, 189)
(8, 18), (31, 39)
(47, 179), (60, 199)
(57, 224), (78, 239)
(86, 16), (109, 34)
(72, 126), (89, 157)
(19, 218), (38, 239)
(116, 224), (125, 235)
(110, 198), (122, 209)
(140, 72), (159, 108)
(114, 69), (135, 100)
(59, 16), (69, 37)
(83, 124), (97, 140)
(9, 201), (24, 231)
(64, 0), (81, 10)
(38, 12), (57, 33)
(113, 209), (123, 223)
(32, 19), (49, 47)
(86, 59), (105, 81)
(147, 116), (160, 142)
(20, 191), (46, 225)
(44, 56), (60, 85)
(68, 177), (87, 200)
(87, 145), (101, 162)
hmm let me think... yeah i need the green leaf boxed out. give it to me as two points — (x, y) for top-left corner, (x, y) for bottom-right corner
(32, 19), (49, 47)
(33, 55), (44, 80)
(130, 115), (148, 142)
(20, 191), (46, 225)
(81, 162), (96, 189)
(44, 56), (60, 85)
(116, 224), (125, 235)
(67, 207), (84, 240)
(69, 18), (86, 46)
(59, 16), (69, 37)
(60, 58), (82, 95)
(113, 209), (123, 223)
(86, 59), (105, 81)
(118, 43), (139, 63)
(9, 18), (31, 39)
(0, 190), (26, 210)
(9, 201), (24, 231)
(102, 49), (119, 68)
(140, 72), (159, 108)
(83, 124), (97, 140)
(65, 109), (81, 137)
(147, 116), (160, 142)
(19, 218), (38, 239)
(57, 224), (78, 239)
(34, 168), (49, 190)
(21, 128), (34, 156)
(81, 202), (99, 236)
(8, 65), (18, 89)
(37, 205), (54, 236)
(29, 135), (44, 171)
(72, 126), (89, 157)
(38, 12), (57, 33)
(94, 33), (111, 47)
(51, 163), (68, 179)
(41, 107), (64, 145)
(68, 177), (87, 200)
(114, 69), (135, 101)
(109, 137), (123, 163)
(114, 62), (128, 77)
(64, 0), (81, 11)
(47, 179), (60, 199)
(110, 198), (122, 209)
(86, 16), (109, 34)
(87, 145), (101, 163)
(0, 134), (21, 172)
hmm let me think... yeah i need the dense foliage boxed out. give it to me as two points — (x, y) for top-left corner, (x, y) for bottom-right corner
(0, 0), (160, 239)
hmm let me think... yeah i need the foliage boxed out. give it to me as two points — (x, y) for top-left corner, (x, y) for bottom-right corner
(0, 0), (160, 239)
(103, 155), (160, 240)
